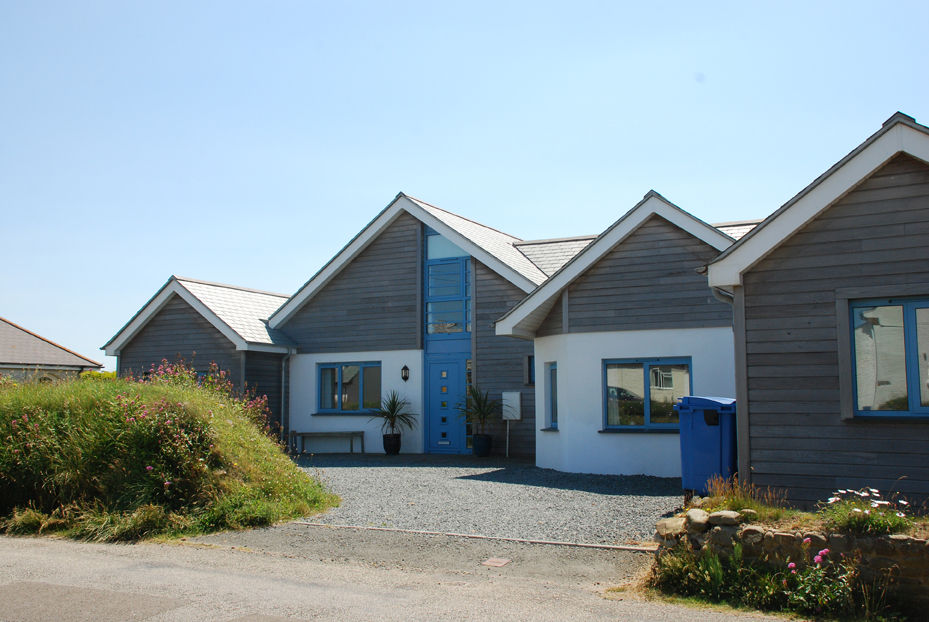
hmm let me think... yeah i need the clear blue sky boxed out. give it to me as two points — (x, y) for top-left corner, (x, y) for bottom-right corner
(2, 1), (928, 370)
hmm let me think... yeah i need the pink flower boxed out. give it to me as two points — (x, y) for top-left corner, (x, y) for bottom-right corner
(802, 537), (811, 545)
(791, 569), (797, 574)
(145, 466), (153, 471)
(164, 481), (171, 486)
(787, 562), (796, 569)
(814, 555), (823, 564)
(818, 548), (830, 557)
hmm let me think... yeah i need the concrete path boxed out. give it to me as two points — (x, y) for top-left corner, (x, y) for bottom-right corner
(1, 530), (782, 621)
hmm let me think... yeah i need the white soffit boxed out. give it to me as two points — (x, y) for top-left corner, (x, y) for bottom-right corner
(103, 278), (250, 356)
(496, 191), (733, 337)
(708, 116), (929, 288)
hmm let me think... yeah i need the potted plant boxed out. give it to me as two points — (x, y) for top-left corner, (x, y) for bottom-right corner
(457, 385), (502, 457)
(369, 390), (417, 455)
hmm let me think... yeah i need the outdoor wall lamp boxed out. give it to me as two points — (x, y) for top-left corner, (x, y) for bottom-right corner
(401, 365), (410, 382)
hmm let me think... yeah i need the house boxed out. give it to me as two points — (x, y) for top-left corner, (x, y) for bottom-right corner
(105, 195), (594, 456)
(495, 192), (739, 476)
(102, 276), (293, 430)
(1, 317), (102, 381)
(707, 112), (929, 505)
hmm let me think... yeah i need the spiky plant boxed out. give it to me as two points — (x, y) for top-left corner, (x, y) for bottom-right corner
(369, 390), (417, 435)
(457, 386), (502, 435)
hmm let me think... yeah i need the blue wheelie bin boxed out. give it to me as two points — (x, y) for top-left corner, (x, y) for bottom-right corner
(675, 396), (737, 496)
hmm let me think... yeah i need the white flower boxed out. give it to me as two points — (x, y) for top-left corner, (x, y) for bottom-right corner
(870, 488), (879, 494)
(896, 512), (906, 518)
(871, 501), (879, 508)
(838, 489), (847, 494)
(875, 500), (889, 506)
(828, 497), (839, 503)
(852, 508), (862, 513)
(860, 492), (870, 497)
(899, 500), (909, 506)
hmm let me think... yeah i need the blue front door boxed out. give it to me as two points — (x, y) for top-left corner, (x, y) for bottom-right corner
(426, 358), (466, 453)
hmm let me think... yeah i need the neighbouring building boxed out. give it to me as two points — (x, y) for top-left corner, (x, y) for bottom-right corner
(1, 317), (102, 381)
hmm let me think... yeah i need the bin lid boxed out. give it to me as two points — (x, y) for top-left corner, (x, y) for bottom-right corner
(675, 396), (736, 412)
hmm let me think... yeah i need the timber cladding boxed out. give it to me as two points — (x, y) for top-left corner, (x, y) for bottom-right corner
(117, 294), (242, 386)
(279, 212), (420, 352)
(537, 215), (731, 336)
(474, 261), (536, 457)
(244, 351), (284, 430)
(742, 154), (929, 505)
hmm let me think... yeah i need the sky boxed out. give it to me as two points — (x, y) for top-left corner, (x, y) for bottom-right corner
(2, 1), (928, 371)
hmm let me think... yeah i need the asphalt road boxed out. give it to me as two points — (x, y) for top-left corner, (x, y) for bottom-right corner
(0, 527), (782, 621)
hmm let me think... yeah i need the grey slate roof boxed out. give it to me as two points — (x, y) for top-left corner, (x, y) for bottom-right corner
(514, 236), (596, 276)
(0, 317), (102, 368)
(406, 196), (550, 286)
(175, 277), (293, 346)
(713, 220), (762, 240)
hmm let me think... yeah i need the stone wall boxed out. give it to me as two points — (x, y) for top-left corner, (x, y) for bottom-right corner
(655, 510), (929, 607)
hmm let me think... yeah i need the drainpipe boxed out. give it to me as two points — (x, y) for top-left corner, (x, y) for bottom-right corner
(280, 348), (295, 445)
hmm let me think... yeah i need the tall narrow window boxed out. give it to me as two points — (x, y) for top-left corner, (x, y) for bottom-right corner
(547, 362), (558, 429)
(424, 227), (470, 337)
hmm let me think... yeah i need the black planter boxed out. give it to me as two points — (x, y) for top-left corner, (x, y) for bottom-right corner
(472, 433), (492, 457)
(383, 433), (402, 455)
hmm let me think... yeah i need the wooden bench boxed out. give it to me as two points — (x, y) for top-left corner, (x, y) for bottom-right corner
(290, 430), (365, 454)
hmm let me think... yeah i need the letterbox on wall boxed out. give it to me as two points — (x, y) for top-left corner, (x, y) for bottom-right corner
(501, 391), (522, 420)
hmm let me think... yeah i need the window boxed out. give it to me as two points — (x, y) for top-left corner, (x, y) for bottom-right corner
(603, 358), (691, 429)
(425, 228), (471, 337)
(850, 298), (929, 416)
(318, 362), (381, 412)
(546, 362), (558, 429)
(526, 355), (535, 385)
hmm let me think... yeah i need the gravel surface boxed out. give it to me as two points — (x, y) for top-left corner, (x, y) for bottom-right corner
(299, 454), (682, 544)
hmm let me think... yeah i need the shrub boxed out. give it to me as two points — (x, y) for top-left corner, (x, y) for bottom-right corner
(700, 475), (795, 522)
(821, 487), (912, 536)
(0, 361), (336, 541)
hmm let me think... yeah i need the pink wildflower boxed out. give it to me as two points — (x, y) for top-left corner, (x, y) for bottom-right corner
(164, 481), (171, 486)
(802, 537), (811, 545)
(819, 548), (830, 557)
(814, 555), (823, 564)
(791, 569), (797, 574)
(145, 466), (153, 471)
(787, 562), (796, 569)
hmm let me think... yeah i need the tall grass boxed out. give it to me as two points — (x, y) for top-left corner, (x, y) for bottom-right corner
(0, 364), (337, 540)
(700, 475), (798, 522)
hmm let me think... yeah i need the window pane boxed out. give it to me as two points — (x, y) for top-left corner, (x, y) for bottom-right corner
(649, 364), (689, 424)
(918, 307), (929, 408)
(427, 301), (464, 333)
(363, 366), (381, 409)
(550, 366), (558, 427)
(341, 365), (360, 410)
(854, 305), (908, 410)
(606, 363), (644, 426)
(320, 367), (338, 410)
(428, 263), (460, 298)
(427, 234), (467, 259)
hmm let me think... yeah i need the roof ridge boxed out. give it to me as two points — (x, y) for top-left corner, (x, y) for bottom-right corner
(712, 219), (765, 227)
(174, 276), (290, 298)
(515, 234), (597, 246)
(402, 194), (524, 242)
(0, 317), (102, 367)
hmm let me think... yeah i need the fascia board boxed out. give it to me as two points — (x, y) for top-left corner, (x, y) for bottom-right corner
(104, 282), (248, 355)
(708, 124), (929, 288)
(496, 194), (731, 336)
(268, 205), (405, 329)
(244, 343), (290, 354)
(399, 197), (537, 293)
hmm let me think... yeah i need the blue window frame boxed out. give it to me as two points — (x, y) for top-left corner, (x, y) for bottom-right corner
(547, 362), (558, 429)
(603, 357), (691, 430)
(850, 298), (929, 417)
(318, 362), (381, 413)
(424, 227), (471, 338)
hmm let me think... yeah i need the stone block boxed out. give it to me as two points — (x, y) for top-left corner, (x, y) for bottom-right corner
(739, 509), (758, 521)
(708, 510), (742, 526)
(802, 532), (827, 550)
(710, 525), (740, 548)
(826, 533), (852, 554)
(686, 509), (710, 533)
(739, 525), (765, 546)
(656, 517), (686, 540)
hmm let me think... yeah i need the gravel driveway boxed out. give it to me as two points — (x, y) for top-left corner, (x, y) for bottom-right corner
(299, 454), (681, 544)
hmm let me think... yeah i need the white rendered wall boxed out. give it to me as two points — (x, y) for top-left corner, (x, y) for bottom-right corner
(290, 349), (424, 453)
(533, 327), (735, 477)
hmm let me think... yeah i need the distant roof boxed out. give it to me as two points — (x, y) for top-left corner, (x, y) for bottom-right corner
(712, 220), (762, 240)
(1, 317), (102, 369)
(514, 236), (596, 276)
(406, 196), (549, 285)
(103, 276), (293, 356)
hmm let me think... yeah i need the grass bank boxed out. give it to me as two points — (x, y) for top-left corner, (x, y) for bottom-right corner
(0, 363), (337, 541)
